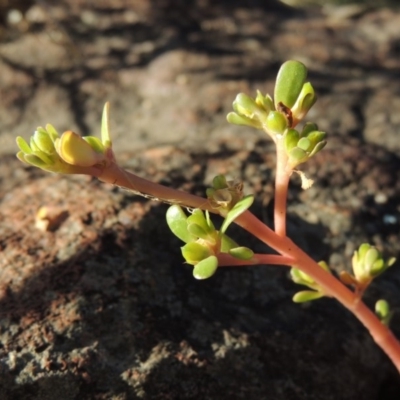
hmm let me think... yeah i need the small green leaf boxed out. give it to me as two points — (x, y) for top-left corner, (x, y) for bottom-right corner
(297, 137), (311, 151)
(24, 154), (49, 169)
(232, 93), (259, 117)
(288, 147), (308, 164)
(30, 136), (41, 152)
(181, 242), (212, 265)
(45, 124), (60, 142)
(306, 130), (326, 145)
(16, 137), (33, 154)
(388, 257), (396, 267)
(33, 130), (55, 154)
(187, 223), (211, 241)
(293, 290), (324, 303)
(274, 60), (307, 109)
(35, 127), (48, 136)
(375, 299), (390, 319)
(187, 209), (212, 234)
(265, 111), (288, 135)
(359, 243), (371, 259)
(166, 205), (195, 243)
(283, 128), (299, 152)
(32, 150), (54, 165)
(83, 136), (105, 153)
(205, 211), (215, 231)
(220, 234), (239, 252)
(300, 122), (318, 138)
(290, 267), (315, 287)
(375, 299), (392, 326)
(293, 82), (317, 114)
(308, 140), (326, 157)
(193, 256), (218, 280)
(317, 261), (331, 273)
(221, 195), (254, 234)
(226, 112), (262, 129)
(255, 91), (274, 113)
(229, 246), (254, 260)
(16, 151), (27, 163)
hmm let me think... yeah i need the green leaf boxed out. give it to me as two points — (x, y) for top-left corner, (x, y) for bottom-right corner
(187, 223), (211, 241)
(359, 243), (371, 259)
(83, 136), (105, 153)
(45, 124), (60, 142)
(288, 147), (308, 164)
(24, 154), (49, 169)
(33, 130), (55, 154)
(293, 290), (324, 303)
(205, 211), (215, 231)
(32, 150), (54, 165)
(300, 122), (318, 138)
(229, 246), (254, 260)
(375, 299), (390, 319)
(16, 137), (32, 154)
(274, 60), (307, 109)
(375, 299), (392, 326)
(220, 195), (254, 234)
(265, 111), (288, 135)
(308, 140), (326, 157)
(187, 209), (212, 234)
(16, 151), (27, 163)
(166, 205), (195, 243)
(193, 256), (218, 280)
(220, 233), (239, 252)
(226, 112), (262, 129)
(365, 248), (380, 269)
(181, 242), (212, 265)
(30, 136), (41, 152)
(255, 91), (274, 113)
(297, 137), (311, 152)
(306, 130), (326, 145)
(293, 82), (317, 114)
(317, 261), (331, 273)
(232, 93), (259, 117)
(283, 128), (299, 152)
(290, 267), (315, 287)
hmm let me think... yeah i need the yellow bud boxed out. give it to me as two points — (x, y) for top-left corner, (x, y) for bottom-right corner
(56, 131), (102, 167)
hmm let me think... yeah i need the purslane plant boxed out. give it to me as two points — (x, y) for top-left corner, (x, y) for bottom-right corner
(16, 60), (400, 372)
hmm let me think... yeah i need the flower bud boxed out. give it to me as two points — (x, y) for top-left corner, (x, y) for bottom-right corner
(352, 243), (396, 284)
(227, 92), (270, 130)
(56, 131), (104, 167)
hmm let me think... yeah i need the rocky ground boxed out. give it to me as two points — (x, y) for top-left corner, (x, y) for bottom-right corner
(1, 1), (400, 399)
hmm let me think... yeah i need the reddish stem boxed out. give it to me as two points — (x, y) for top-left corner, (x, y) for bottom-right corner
(274, 140), (290, 237)
(235, 210), (400, 372)
(91, 161), (400, 372)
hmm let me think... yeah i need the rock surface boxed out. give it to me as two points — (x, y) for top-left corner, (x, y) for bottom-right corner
(1, 1), (400, 399)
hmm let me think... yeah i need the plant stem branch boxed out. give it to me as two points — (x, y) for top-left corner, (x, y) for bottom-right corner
(91, 161), (400, 372)
(96, 163), (216, 212)
(235, 210), (400, 373)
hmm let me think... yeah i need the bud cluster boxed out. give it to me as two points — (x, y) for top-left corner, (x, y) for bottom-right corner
(16, 103), (114, 174)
